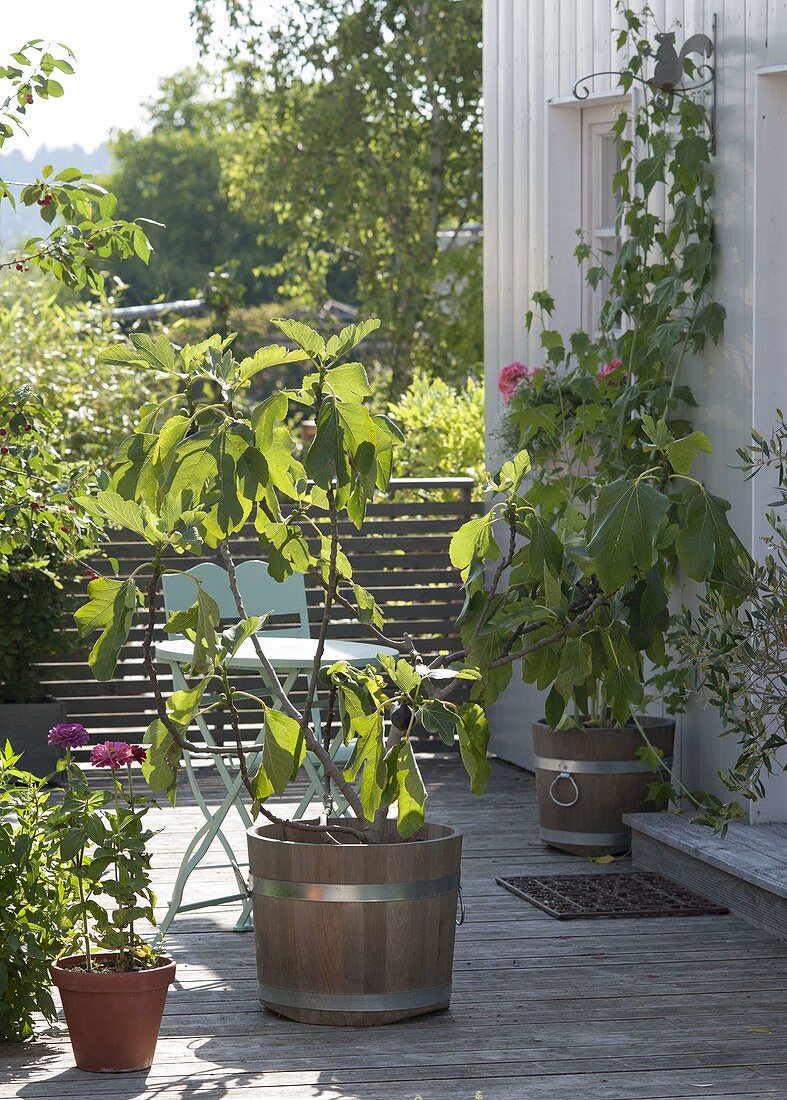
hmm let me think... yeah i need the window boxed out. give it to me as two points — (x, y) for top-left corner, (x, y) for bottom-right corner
(581, 104), (624, 336)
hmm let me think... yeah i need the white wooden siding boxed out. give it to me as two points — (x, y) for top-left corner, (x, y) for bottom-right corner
(484, 0), (787, 817)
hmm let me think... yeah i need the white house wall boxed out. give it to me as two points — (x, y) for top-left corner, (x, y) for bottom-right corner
(483, 0), (787, 818)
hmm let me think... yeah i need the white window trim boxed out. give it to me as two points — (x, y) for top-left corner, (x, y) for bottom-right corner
(546, 94), (630, 340)
(581, 104), (624, 336)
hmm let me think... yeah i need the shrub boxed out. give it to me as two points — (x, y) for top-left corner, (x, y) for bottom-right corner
(0, 742), (74, 1041)
(388, 371), (485, 495)
(0, 277), (171, 465)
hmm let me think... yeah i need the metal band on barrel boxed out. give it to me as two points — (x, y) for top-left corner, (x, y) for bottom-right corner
(534, 755), (672, 775)
(539, 825), (631, 846)
(248, 872), (460, 903)
(258, 981), (453, 1012)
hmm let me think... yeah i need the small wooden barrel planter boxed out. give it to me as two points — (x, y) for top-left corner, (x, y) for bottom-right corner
(533, 717), (675, 856)
(247, 820), (462, 1026)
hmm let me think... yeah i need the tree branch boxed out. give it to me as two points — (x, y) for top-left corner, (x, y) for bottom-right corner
(218, 539), (369, 826)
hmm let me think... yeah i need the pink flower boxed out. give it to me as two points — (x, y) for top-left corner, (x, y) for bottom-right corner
(48, 723), (90, 749)
(130, 745), (147, 765)
(498, 361), (535, 402)
(90, 741), (134, 770)
(596, 357), (625, 382)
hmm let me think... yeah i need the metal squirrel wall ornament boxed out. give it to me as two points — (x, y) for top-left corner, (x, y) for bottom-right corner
(571, 19), (717, 150)
(572, 23), (716, 100)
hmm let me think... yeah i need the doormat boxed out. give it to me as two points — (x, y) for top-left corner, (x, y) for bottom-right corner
(495, 871), (729, 920)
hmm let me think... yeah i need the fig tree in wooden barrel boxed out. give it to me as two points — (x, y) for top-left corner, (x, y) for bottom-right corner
(532, 717), (675, 856)
(247, 820), (463, 1026)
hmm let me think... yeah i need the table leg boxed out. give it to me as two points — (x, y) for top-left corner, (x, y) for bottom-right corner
(160, 662), (262, 931)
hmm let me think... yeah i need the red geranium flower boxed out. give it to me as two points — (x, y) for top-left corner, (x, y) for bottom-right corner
(498, 361), (536, 402)
(596, 357), (625, 382)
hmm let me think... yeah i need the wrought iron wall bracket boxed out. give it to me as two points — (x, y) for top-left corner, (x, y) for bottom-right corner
(572, 16), (717, 154)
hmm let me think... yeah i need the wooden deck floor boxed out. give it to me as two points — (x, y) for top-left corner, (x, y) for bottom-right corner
(4, 752), (787, 1099)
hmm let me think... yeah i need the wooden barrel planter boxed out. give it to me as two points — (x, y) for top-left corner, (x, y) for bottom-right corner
(533, 717), (675, 856)
(246, 820), (463, 1026)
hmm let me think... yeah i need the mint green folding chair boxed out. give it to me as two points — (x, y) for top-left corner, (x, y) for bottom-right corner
(158, 560), (352, 933)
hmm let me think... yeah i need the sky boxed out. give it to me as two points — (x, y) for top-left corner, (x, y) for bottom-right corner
(2, 0), (221, 157)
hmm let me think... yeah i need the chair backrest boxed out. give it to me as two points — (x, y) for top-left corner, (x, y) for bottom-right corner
(162, 560), (310, 639)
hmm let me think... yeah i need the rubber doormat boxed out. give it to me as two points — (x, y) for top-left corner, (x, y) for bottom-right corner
(495, 871), (729, 920)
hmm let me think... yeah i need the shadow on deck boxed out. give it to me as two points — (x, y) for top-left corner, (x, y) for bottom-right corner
(4, 753), (787, 1099)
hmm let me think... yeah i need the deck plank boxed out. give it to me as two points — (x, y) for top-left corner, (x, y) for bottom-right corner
(3, 753), (787, 1099)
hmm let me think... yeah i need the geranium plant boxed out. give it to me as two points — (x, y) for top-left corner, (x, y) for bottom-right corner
(487, 4), (750, 754)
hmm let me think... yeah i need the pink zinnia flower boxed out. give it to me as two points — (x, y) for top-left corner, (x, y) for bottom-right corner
(90, 741), (134, 770)
(48, 723), (90, 749)
(498, 361), (535, 402)
(129, 745), (147, 764)
(596, 357), (625, 382)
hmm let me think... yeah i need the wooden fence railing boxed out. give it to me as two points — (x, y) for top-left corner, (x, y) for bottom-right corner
(44, 478), (481, 741)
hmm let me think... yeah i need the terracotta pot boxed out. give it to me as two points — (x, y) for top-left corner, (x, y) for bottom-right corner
(50, 953), (175, 1072)
(532, 716), (676, 856)
(247, 820), (463, 1026)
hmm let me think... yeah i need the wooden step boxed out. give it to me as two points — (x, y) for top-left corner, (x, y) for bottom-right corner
(625, 812), (787, 940)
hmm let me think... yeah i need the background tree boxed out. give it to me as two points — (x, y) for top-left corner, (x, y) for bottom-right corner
(209, 0), (482, 388)
(105, 69), (277, 305)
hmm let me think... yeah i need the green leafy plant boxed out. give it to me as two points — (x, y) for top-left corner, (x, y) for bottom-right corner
(0, 386), (104, 703)
(51, 725), (159, 971)
(486, 5), (748, 742)
(388, 371), (485, 496)
(212, 0), (482, 386)
(675, 416), (787, 829)
(0, 741), (75, 1041)
(0, 275), (173, 465)
(0, 40), (158, 702)
(72, 319), (500, 840)
(1, 42), (155, 290)
(71, 295), (751, 841)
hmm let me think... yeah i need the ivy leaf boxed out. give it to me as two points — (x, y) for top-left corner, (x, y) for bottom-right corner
(74, 577), (138, 681)
(588, 479), (671, 592)
(674, 133), (709, 174)
(635, 155), (665, 196)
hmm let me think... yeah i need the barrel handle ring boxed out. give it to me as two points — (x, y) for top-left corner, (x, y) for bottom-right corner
(456, 885), (465, 926)
(549, 770), (579, 808)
